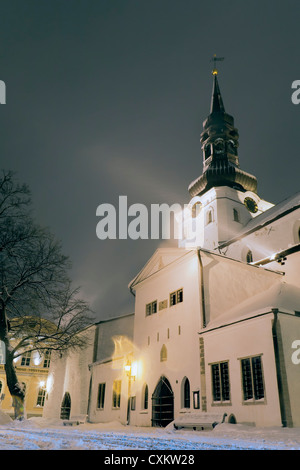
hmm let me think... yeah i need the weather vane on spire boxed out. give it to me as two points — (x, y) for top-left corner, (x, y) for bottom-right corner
(210, 54), (224, 75)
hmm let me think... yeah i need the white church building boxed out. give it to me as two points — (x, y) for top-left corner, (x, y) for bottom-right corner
(43, 69), (300, 429)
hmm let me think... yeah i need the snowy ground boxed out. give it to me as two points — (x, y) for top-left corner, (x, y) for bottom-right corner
(0, 415), (300, 450)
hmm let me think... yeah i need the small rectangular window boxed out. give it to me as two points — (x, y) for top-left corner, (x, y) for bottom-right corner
(97, 383), (106, 409)
(193, 391), (200, 409)
(130, 396), (136, 411)
(146, 300), (157, 316)
(112, 380), (121, 409)
(170, 292), (176, 306)
(170, 288), (183, 307)
(233, 208), (240, 222)
(177, 289), (183, 303)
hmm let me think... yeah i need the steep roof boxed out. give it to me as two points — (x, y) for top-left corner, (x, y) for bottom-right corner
(202, 281), (300, 332)
(129, 247), (193, 290)
(219, 191), (300, 248)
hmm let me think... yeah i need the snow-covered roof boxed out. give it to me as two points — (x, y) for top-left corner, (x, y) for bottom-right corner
(219, 191), (300, 248)
(129, 247), (193, 289)
(203, 281), (300, 332)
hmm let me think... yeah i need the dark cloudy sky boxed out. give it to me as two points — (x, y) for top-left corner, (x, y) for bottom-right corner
(0, 0), (299, 320)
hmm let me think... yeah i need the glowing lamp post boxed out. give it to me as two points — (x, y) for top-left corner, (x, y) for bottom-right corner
(124, 360), (131, 376)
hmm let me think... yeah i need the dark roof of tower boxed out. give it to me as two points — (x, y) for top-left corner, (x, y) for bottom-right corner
(210, 74), (225, 114)
(188, 71), (258, 197)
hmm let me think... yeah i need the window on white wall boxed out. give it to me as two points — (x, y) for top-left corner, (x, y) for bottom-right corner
(170, 288), (183, 306)
(160, 345), (167, 362)
(146, 300), (157, 316)
(112, 380), (121, 409)
(206, 209), (213, 225)
(233, 208), (240, 222)
(246, 250), (253, 263)
(97, 383), (106, 409)
(241, 356), (265, 402)
(211, 361), (230, 402)
(182, 377), (190, 409)
(142, 384), (148, 410)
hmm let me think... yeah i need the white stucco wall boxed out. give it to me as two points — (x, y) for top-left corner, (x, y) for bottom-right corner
(129, 250), (202, 426)
(202, 315), (282, 427)
(43, 326), (96, 420)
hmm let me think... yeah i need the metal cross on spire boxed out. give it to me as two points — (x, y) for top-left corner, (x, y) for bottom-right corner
(210, 54), (224, 75)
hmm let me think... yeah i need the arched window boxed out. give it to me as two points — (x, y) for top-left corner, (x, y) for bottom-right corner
(182, 377), (190, 409)
(206, 208), (213, 225)
(233, 208), (240, 222)
(191, 201), (202, 218)
(160, 344), (167, 362)
(142, 384), (148, 410)
(246, 250), (253, 263)
(204, 144), (211, 160)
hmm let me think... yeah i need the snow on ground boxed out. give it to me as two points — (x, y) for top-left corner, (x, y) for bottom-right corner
(0, 415), (299, 450)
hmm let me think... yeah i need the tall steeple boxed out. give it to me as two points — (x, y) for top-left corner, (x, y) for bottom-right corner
(188, 68), (257, 198)
(210, 73), (225, 114)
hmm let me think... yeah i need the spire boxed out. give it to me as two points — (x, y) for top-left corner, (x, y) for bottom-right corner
(210, 73), (225, 114)
(188, 65), (258, 197)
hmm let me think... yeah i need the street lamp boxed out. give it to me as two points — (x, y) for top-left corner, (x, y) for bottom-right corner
(124, 360), (131, 376)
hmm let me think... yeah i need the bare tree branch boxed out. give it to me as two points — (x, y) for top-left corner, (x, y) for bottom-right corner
(0, 170), (95, 418)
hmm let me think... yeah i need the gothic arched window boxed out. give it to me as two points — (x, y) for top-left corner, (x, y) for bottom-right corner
(246, 250), (253, 263)
(182, 377), (190, 409)
(142, 384), (148, 410)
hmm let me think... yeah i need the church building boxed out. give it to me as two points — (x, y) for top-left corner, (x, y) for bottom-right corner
(43, 66), (300, 429)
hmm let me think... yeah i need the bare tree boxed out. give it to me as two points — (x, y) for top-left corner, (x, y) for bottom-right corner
(0, 170), (94, 419)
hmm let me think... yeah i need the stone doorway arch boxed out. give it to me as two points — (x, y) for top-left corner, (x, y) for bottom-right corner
(151, 376), (174, 427)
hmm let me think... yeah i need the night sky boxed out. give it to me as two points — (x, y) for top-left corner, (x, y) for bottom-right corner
(1, 0), (300, 320)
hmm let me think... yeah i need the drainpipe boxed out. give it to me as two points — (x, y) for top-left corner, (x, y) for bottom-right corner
(197, 249), (207, 329)
(272, 308), (292, 427)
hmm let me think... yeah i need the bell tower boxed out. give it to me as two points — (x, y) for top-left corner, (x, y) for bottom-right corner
(188, 66), (257, 198)
(179, 60), (273, 250)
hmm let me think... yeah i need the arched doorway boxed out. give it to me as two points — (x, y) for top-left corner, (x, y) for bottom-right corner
(60, 392), (71, 420)
(151, 376), (174, 427)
